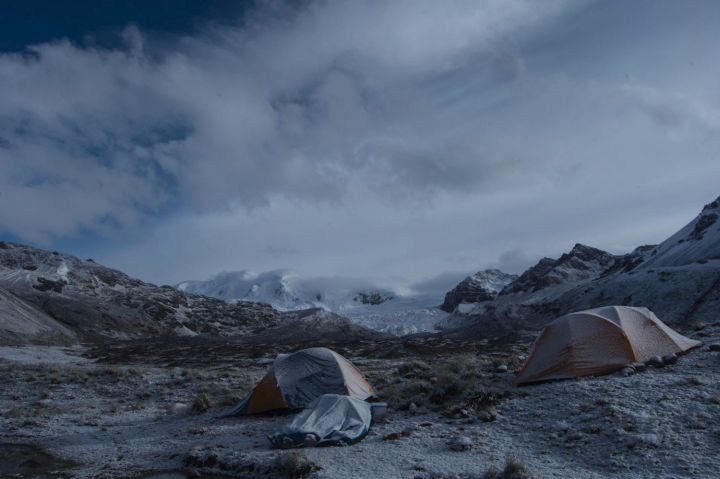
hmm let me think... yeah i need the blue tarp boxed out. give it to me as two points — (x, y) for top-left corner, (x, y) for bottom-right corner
(269, 394), (372, 448)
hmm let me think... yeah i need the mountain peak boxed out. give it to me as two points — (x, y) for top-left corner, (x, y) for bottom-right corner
(440, 269), (517, 312)
(501, 244), (616, 295)
(639, 193), (720, 269)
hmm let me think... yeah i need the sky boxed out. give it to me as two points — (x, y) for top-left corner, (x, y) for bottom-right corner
(1, 0), (719, 289)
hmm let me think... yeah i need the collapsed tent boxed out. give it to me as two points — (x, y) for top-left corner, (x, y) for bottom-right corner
(269, 394), (372, 448)
(226, 347), (375, 415)
(514, 306), (702, 385)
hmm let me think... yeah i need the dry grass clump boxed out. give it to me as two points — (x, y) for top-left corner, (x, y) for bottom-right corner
(191, 391), (213, 413)
(215, 386), (246, 407)
(274, 452), (321, 479)
(483, 457), (536, 479)
(378, 354), (489, 411)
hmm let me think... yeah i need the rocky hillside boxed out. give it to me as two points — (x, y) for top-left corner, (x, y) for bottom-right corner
(0, 286), (77, 346)
(440, 269), (517, 312)
(0, 242), (285, 344)
(499, 244), (616, 295)
(441, 195), (720, 335)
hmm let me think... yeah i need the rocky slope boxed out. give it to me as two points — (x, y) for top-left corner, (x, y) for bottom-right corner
(0, 286), (77, 346)
(440, 269), (517, 312)
(441, 195), (720, 335)
(0, 241), (285, 344)
(500, 244), (617, 295)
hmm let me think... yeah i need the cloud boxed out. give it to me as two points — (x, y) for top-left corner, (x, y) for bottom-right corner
(0, 0), (578, 242)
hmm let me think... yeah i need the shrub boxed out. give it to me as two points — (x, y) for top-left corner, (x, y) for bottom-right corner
(274, 452), (320, 478)
(483, 457), (535, 479)
(191, 392), (212, 413)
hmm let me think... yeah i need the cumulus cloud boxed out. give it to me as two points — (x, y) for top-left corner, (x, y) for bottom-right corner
(0, 0), (579, 242)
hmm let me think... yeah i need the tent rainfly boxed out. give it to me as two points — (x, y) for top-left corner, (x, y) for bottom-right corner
(269, 394), (372, 448)
(514, 306), (702, 385)
(226, 347), (375, 415)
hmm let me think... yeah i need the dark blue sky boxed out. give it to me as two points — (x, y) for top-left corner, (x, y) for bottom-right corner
(0, 0), (250, 52)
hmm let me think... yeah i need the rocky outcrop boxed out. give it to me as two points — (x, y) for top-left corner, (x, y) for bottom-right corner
(353, 291), (394, 305)
(440, 269), (517, 312)
(500, 244), (617, 295)
(0, 242), (284, 342)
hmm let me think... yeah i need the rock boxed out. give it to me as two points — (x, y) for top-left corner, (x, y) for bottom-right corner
(621, 366), (635, 377)
(662, 353), (678, 365)
(646, 356), (664, 368)
(554, 420), (570, 433)
(409, 402), (418, 414)
(626, 433), (660, 449)
(477, 410), (497, 422)
(448, 435), (473, 451)
(384, 432), (404, 441)
(631, 362), (647, 372)
(708, 344), (720, 352)
(495, 364), (509, 373)
(303, 434), (318, 447)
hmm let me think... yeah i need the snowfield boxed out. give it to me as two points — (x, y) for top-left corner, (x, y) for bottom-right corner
(178, 269), (449, 335)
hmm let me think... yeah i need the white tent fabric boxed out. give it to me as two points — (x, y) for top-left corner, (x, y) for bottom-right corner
(269, 394), (372, 448)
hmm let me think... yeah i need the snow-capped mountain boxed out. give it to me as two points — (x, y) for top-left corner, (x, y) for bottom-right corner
(178, 270), (446, 335)
(440, 194), (720, 335)
(639, 197), (720, 269)
(440, 269), (517, 312)
(177, 270), (394, 311)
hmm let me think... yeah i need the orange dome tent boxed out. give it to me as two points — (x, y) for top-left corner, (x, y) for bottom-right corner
(514, 306), (702, 386)
(226, 347), (375, 415)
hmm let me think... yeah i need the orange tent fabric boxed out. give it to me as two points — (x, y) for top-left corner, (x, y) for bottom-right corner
(227, 347), (375, 415)
(514, 306), (702, 385)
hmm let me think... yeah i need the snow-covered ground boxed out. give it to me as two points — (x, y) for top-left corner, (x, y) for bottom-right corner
(1, 322), (718, 478)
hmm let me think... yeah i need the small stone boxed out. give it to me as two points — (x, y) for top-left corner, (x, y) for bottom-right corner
(626, 433), (660, 448)
(620, 366), (635, 377)
(383, 432), (403, 441)
(631, 362), (647, 372)
(477, 410), (496, 422)
(303, 434), (318, 447)
(448, 435), (473, 451)
(496, 364), (509, 373)
(662, 353), (678, 365)
(646, 356), (664, 368)
(708, 344), (720, 352)
(409, 402), (418, 414)
(419, 421), (434, 427)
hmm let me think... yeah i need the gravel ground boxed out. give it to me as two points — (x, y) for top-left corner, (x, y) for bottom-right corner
(0, 325), (718, 478)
